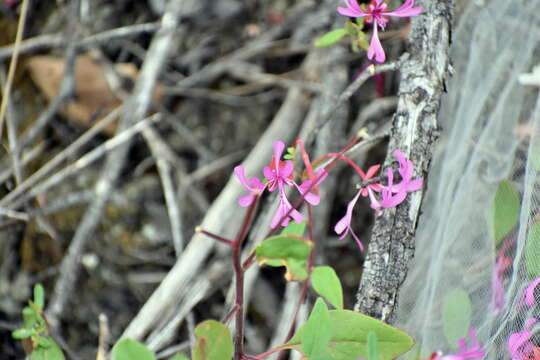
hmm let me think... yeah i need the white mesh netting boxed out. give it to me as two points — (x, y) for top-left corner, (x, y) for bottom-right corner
(394, 0), (540, 358)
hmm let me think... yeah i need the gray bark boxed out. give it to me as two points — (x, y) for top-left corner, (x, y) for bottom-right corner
(354, 0), (453, 322)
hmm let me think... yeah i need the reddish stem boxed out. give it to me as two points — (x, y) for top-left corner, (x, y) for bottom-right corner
(232, 197), (260, 360)
(195, 227), (234, 247)
(254, 344), (298, 359)
(276, 205), (315, 360)
(325, 153), (367, 178)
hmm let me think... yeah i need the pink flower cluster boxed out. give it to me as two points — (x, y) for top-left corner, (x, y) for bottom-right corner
(508, 276), (540, 360)
(337, 0), (422, 63)
(334, 150), (422, 251)
(234, 141), (325, 229)
(235, 141), (422, 251)
(434, 329), (486, 360)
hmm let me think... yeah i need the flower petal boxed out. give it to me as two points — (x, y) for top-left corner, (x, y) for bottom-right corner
(384, 0), (422, 17)
(234, 166), (254, 191)
(335, 190), (362, 235)
(273, 141), (285, 167)
(367, 24), (386, 63)
(238, 193), (255, 207)
(403, 178), (423, 192)
(365, 164), (381, 179)
(525, 276), (540, 307)
(281, 160), (294, 178)
(337, 0), (367, 17)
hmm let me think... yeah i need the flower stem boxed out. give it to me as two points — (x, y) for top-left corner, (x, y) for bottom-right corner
(254, 344), (297, 359)
(232, 197), (259, 360)
(195, 227), (234, 246)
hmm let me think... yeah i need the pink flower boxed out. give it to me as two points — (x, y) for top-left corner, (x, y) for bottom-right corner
(337, 0), (423, 63)
(491, 254), (512, 312)
(508, 318), (537, 360)
(334, 150), (422, 250)
(524, 276), (540, 307)
(374, 168), (408, 214)
(334, 190), (364, 251)
(436, 328), (485, 360)
(234, 166), (265, 207)
(334, 164), (381, 250)
(235, 141), (324, 229)
(393, 150), (423, 193)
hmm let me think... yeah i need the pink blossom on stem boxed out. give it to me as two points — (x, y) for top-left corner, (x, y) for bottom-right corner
(380, 168), (408, 208)
(508, 318), (537, 360)
(235, 140), (324, 229)
(337, 0), (422, 63)
(334, 150), (422, 250)
(234, 166), (265, 207)
(334, 190), (364, 251)
(393, 150), (423, 192)
(436, 328), (486, 360)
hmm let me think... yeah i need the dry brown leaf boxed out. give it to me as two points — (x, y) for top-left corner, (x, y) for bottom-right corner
(25, 54), (163, 135)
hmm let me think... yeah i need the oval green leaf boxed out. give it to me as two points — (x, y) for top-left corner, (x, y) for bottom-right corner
(192, 320), (233, 360)
(111, 338), (156, 360)
(12, 328), (33, 339)
(442, 288), (472, 347)
(281, 221), (306, 237)
(288, 310), (414, 360)
(301, 298), (332, 357)
(311, 266), (344, 309)
(31, 337), (65, 360)
(526, 222), (540, 277)
(255, 235), (312, 281)
(33, 284), (45, 310)
(491, 180), (520, 245)
(314, 29), (348, 47)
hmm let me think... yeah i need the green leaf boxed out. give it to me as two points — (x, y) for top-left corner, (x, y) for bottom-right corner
(37, 336), (54, 348)
(111, 338), (156, 360)
(12, 328), (34, 339)
(288, 310), (414, 360)
(33, 284), (45, 310)
(284, 146), (296, 160)
(356, 17), (366, 29)
(301, 298), (332, 357)
(442, 288), (472, 347)
(192, 320), (233, 360)
(357, 31), (369, 51)
(367, 331), (379, 360)
(255, 235), (312, 281)
(281, 221), (306, 237)
(314, 29), (348, 47)
(491, 180), (520, 245)
(31, 337), (65, 360)
(526, 222), (540, 277)
(171, 355), (190, 360)
(311, 266), (344, 310)
(345, 21), (357, 35)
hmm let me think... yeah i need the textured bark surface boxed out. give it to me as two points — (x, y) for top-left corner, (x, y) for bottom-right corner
(354, 0), (453, 322)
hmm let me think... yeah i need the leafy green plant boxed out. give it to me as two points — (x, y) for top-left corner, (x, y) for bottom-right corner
(111, 339), (156, 360)
(12, 284), (65, 360)
(286, 298), (414, 360)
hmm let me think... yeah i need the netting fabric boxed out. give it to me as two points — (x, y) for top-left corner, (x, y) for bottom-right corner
(394, 0), (540, 358)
